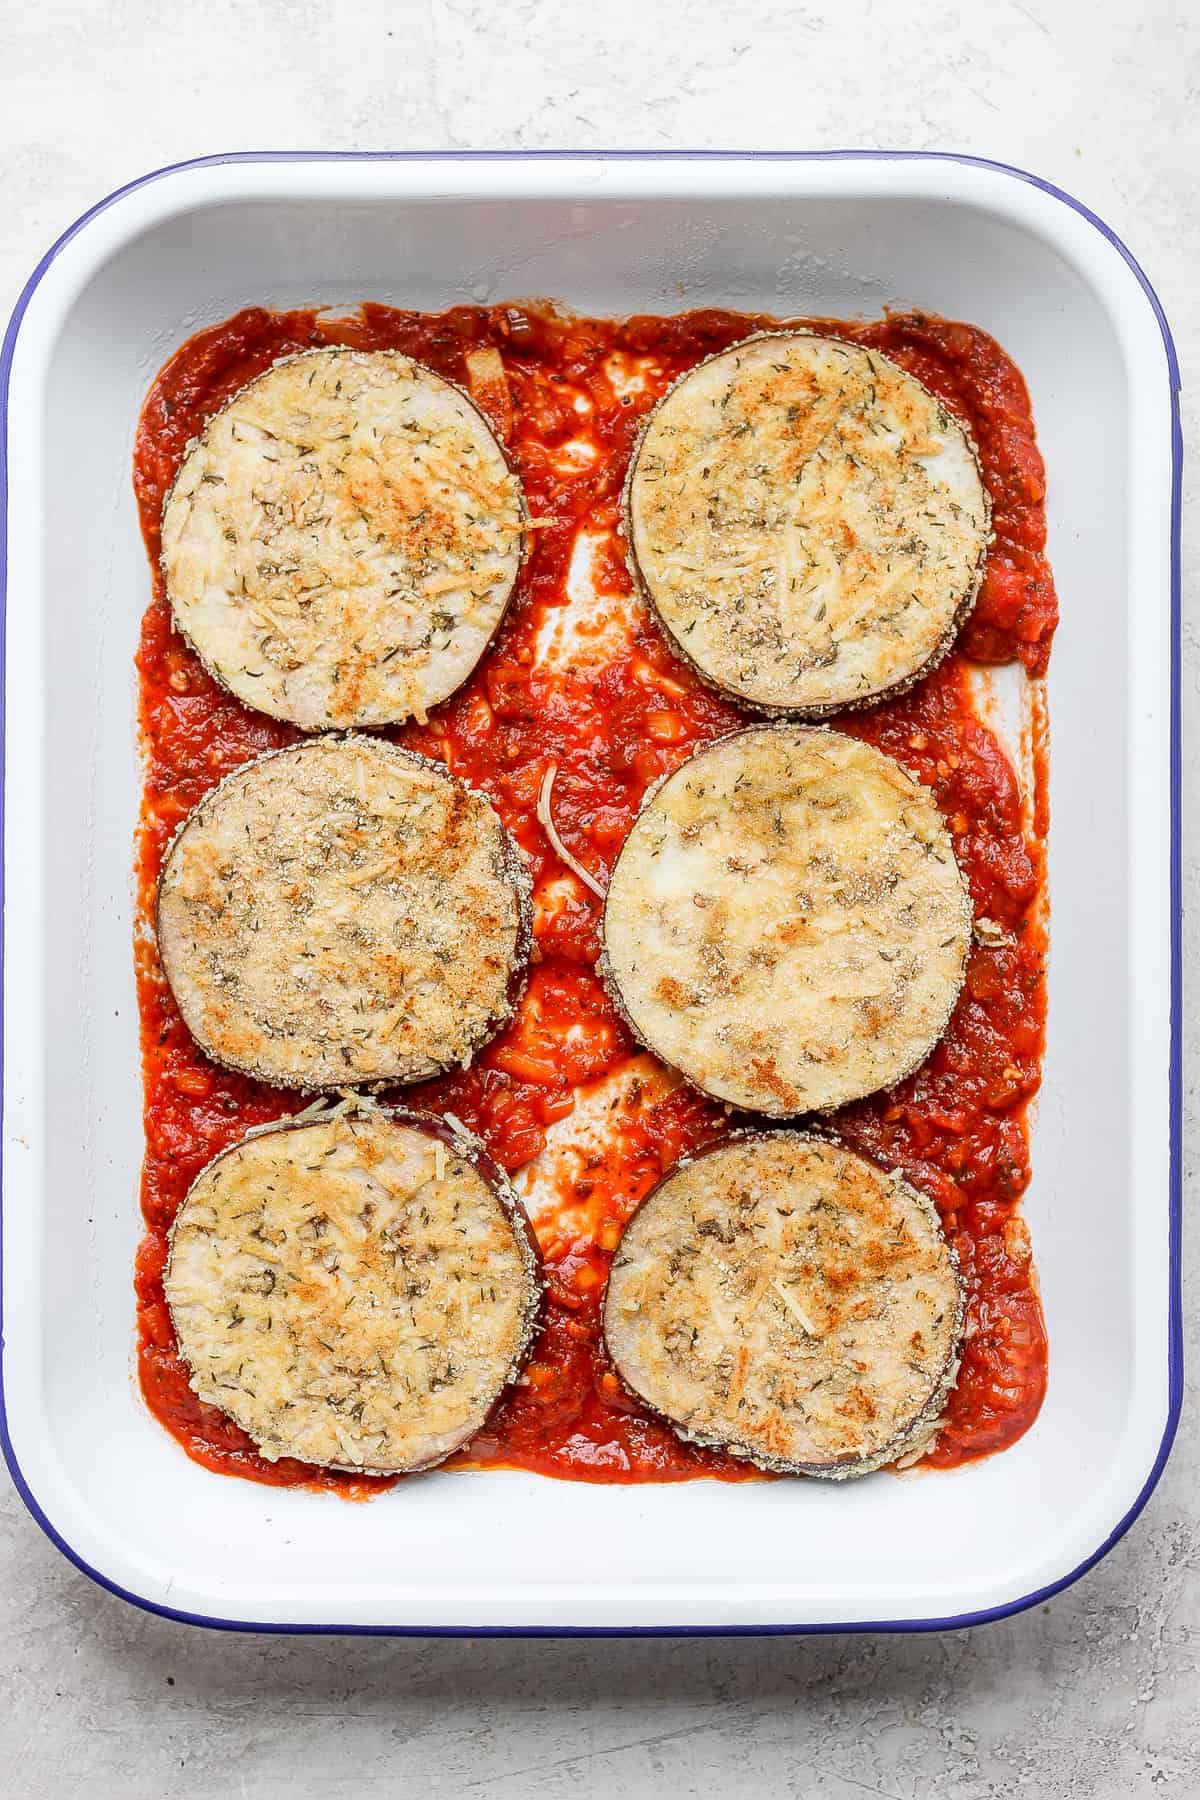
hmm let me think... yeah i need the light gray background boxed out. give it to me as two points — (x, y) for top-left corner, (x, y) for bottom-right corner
(1, 3), (1195, 1795)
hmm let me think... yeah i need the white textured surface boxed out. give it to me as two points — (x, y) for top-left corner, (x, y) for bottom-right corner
(0, 2), (1196, 1795)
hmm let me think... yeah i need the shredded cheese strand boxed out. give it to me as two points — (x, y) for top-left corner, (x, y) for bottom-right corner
(537, 762), (606, 899)
(236, 1090), (356, 1145)
(772, 1280), (819, 1337)
(288, 1094), (338, 1124)
(335, 1087), (384, 1113)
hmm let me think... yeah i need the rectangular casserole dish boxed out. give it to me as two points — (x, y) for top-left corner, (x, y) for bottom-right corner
(0, 151), (1181, 1634)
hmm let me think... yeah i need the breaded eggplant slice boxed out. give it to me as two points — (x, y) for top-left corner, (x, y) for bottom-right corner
(165, 1108), (543, 1474)
(599, 726), (971, 1114)
(161, 348), (526, 729)
(604, 1132), (963, 1477)
(624, 332), (991, 714)
(156, 735), (531, 1090)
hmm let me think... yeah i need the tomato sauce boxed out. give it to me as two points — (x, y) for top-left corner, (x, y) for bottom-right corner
(133, 302), (1054, 1491)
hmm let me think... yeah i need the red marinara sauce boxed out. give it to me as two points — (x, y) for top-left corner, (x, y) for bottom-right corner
(133, 303), (1055, 1492)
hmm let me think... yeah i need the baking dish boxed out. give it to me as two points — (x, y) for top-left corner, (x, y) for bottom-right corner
(0, 152), (1180, 1634)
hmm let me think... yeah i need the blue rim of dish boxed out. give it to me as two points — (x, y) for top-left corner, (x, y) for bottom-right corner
(0, 149), (1183, 1638)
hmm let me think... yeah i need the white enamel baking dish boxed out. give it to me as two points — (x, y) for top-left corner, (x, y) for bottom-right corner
(0, 153), (1180, 1634)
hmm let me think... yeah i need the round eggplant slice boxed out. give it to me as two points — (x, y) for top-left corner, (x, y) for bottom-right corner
(161, 348), (526, 730)
(600, 726), (971, 1115)
(624, 332), (991, 714)
(603, 1132), (963, 1477)
(156, 735), (531, 1090)
(165, 1109), (543, 1474)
